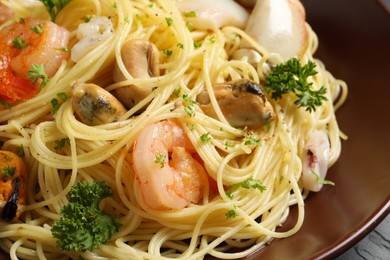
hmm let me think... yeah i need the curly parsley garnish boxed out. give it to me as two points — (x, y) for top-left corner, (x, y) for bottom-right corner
(264, 58), (327, 112)
(51, 181), (122, 252)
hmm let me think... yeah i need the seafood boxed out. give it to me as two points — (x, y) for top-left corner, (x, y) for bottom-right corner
(71, 16), (113, 63)
(244, 0), (308, 60)
(176, 0), (249, 31)
(197, 79), (275, 129)
(132, 120), (208, 210)
(301, 129), (330, 192)
(0, 3), (13, 25)
(71, 82), (127, 126)
(0, 150), (28, 222)
(0, 17), (69, 105)
(113, 39), (160, 110)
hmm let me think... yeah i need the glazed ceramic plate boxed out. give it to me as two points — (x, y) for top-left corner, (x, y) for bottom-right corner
(242, 0), (390, 259)
(1, 0), (390, 259)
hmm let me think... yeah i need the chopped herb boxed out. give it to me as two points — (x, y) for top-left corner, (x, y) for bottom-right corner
(264, 122), (271, 133)
(84, 16), (92, 23)
(148, 3), (154, 8)
(163, 49), (173, 57)
(224, 140), (236, 149)
(28, 64), (49, 89)
(54, 47), (69, 52)
(186, 22), (193, 32)
(30, 24), (44, 34)
(51, 99), (60, 115)
(225, 177), (266, 199)
(39, 0), (73, 21)
(209, 34), (216, 44)
(154, 153), (166, 168)
(0, 98), (11, 110)
(184, 107), (194, 117)
(182, 94), (196, 117)
(225, 209), (238, 219)
(0, 166), (16, 178)
(200, 132), (211, 144)
(194, 40), (203, 48)
(183, 11), (197, 17)
(264, 58), (327, 112)
(57, 92), (68, 101)
(177, 43), (184, 49)
(243, 135), (261, 146)
(311, 170), (335, 186)
(186, 124), (196, 131)
(51, 92), (68, 115)
(165, 17), (173, 26)
(12, 37), (27, 49)
(174, 88), (182, 98)
(17, 145), (25, 157)
(54, 138), (70, 150)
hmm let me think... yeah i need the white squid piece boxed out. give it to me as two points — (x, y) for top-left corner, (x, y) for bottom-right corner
(245, 0), (308, 60)
(71, 16), (114, 62)
(301, 129), (331, 192)
(176, 0), (249, 31)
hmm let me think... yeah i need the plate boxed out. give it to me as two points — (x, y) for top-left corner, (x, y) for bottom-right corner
(241, 0), (390, 259)
(1, 0), (390, 259)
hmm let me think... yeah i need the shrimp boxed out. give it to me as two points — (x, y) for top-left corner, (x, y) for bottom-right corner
(0, 3), (13, 25)
(301, 129), (330, 192)
(132, 120), (209, 210)
(0, 150), (28, 222)
(0, 17), (70, 105)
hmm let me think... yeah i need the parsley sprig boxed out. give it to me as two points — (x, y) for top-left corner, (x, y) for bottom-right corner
(264, 58), (327, 112)
(39, 0), (73, 21)
(51, 181), (122, 252)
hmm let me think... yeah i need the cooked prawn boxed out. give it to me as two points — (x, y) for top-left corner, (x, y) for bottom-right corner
(0, 150), (28, 222)
(0, 17), (69, 105)
(132, 120), (209, 210)
(0, 3), (13, 25)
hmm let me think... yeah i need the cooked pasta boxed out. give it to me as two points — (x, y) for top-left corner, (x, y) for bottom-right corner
(0, 0), (347, 259)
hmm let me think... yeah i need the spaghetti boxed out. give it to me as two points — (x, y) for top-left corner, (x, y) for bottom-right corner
(0, 0), (347, 259)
